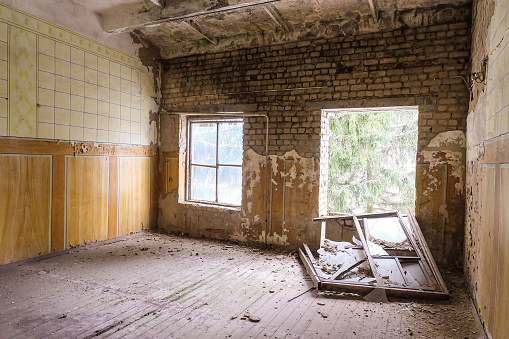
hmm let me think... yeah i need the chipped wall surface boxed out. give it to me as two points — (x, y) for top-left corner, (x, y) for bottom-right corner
(159, 22), (471, 257)
(0, 3), (160, 146)
(0, 0), (140, 55)
(466, 0), (509, 338)
(417, 130), (466, 266)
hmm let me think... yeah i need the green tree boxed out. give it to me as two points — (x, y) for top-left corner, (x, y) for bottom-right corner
(328, 109), (418, 214)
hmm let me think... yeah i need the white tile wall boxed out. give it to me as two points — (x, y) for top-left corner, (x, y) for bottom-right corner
(37, 36), (144, 144)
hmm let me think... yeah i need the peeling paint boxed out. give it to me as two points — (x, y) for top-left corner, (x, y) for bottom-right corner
(427, 130), (466, 149)
(421, 130), (466, 194)
(258, 230), (289, 246)
(438, 203), (449, 223)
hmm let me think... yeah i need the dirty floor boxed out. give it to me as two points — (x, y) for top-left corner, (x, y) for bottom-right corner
(0, 231), (484, 338)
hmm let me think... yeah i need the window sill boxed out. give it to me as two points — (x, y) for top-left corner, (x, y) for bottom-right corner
(179, 200), (241, 212)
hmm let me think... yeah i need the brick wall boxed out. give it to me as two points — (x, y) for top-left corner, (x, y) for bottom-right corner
(160, 22), (471, 264)
(163, 22), (470, 155)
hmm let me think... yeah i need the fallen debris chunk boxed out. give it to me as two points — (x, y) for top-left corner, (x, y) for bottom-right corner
(249, 316), (261, 322)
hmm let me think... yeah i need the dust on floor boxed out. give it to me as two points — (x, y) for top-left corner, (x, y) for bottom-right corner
(0, 231), (484, 338)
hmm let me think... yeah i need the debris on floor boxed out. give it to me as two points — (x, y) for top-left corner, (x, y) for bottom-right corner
(299, 211), (449, 302)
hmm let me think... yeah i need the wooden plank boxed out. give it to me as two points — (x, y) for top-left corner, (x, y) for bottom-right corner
(0, 138), (151, 156)
(367, 0), (379, 21)
(150, 154), (158, 228)
(407, 212), (449, 295)
(319, 281), (449, 300)
(66, 156), (109, 247)
(165, 153), (179, 196)
(494, 165), (509, 339)
(118, 157), (150, 236)
(0, 155), (51, 265)
(108, 156), (119, 239)
(320, 221), (326, 248)
(299, 248), (320, 288)
(396, 212), (436, 286)
(329, 258), (367, 280)
(51, 154), (66, 252)
(303, 243), (315, 261)
(354, 216), (383, 286)
(313, 212), (398, 221)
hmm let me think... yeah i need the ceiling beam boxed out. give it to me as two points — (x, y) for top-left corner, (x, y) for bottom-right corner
(262, 4), (289, 32)
(103, 0), (281, 34)
(181, 20), (218, 45)
(367, 0), (379, 22)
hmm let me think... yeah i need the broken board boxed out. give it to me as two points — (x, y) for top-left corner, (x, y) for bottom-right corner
(300, 211), (449, 301)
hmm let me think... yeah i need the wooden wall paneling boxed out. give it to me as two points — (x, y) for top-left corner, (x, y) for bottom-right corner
(478, 164), (496, 331)
(118, 157), (150, 236)
(494, 164), (509, 338)
(164, 152), (179, 196)
(66, 156), (109, 247)
(108, 156), (119, 239)
(150, 154), (158, 228)
(51, 154), (65, 252)
(0, 138), (151, 156)
(0, 155), (51, 265)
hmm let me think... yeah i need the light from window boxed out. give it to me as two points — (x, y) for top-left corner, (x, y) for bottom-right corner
(188, 119), (243, 206)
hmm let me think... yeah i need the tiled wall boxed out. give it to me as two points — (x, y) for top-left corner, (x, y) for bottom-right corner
(0, 4), (154, 145)
(485, 1), (509, 139)
(466, 0), (509, 337)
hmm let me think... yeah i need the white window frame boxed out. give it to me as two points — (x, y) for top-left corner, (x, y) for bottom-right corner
(186, 117), (243, 207)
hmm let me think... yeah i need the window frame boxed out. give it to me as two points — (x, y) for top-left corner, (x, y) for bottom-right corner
(186, 117), (243, 207)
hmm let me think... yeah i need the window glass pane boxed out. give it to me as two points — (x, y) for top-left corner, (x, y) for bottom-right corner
(217, 166), (242, 205)
(218, 122), (243, 165)
(191, 122), (217, 165)
(190, 165), (216, 202)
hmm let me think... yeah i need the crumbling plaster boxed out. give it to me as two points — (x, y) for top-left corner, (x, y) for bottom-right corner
(157, 17), (471, 261)
(464, 0), (509, 337)
(0, 0), (141, 56)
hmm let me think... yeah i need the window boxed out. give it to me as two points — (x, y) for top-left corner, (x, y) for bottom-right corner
(187, 118), (243, 206)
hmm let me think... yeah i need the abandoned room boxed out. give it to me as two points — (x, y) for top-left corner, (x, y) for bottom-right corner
(0, 0), (506, 337)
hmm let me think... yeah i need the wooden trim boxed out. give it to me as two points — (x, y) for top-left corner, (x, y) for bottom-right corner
(298, 248), (321, 288)
(407, 212), (449, 295)
(353, 216), (383, 286)
(108, 156), (119, 239)
(319, 281), (449, 300)
(314, 212), (398, 221)
(0, 138), (152, 156)
(51, 154), (66, 252)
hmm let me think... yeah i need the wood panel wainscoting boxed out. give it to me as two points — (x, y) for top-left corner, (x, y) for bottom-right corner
(0, 138), (158, 266)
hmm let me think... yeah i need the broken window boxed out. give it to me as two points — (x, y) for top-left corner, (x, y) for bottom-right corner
(300, 211), (448, 301)
(187, 118), (243, 206)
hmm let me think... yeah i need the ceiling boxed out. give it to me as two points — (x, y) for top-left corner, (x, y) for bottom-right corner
(78, 0), (472, 59)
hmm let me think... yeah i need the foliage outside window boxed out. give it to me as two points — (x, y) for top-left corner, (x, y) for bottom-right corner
(187, 119), (243, 206)
(328, 108), (418, 214)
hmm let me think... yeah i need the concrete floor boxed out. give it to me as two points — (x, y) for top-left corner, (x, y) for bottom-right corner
(0, 231), (484, 338)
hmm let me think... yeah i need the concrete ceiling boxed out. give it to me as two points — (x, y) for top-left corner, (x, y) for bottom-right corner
(81, 0), (472, 59)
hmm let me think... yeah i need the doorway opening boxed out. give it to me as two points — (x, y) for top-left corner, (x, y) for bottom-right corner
(322, 106), (419, 214)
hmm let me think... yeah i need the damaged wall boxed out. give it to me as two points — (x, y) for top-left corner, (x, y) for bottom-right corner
(465, 0), (509, 337)
(159, 20), (471, 263)
(0, 4), (161, 265)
